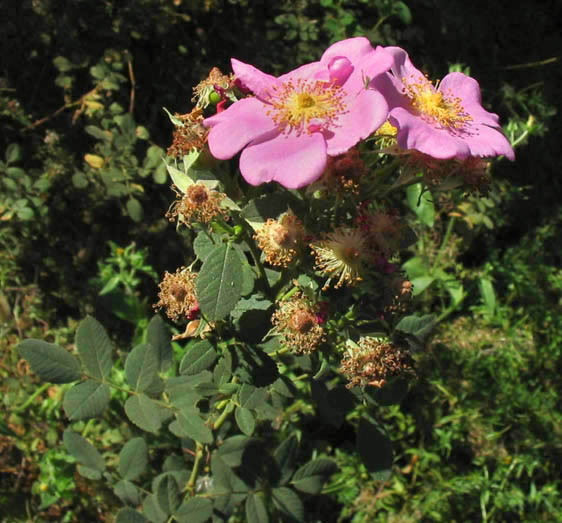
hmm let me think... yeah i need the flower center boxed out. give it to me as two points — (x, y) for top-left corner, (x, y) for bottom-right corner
(402, 76), (472, 130)
(266, 79), (347, 135)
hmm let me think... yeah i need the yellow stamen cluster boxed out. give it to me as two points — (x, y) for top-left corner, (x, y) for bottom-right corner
(167, 108), (209, 157)
(310, 227), (367, 290)
(340, 338), (415, 389)
(271, 293), (325, 353)
(266, 79), (347, 135)
(166, 183), (228, 227)
(154, 267), (198, 322)
(254, 211), (305, 267)
(402, 75), (472, 130)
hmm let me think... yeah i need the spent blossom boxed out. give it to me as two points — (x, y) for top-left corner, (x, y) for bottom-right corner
(204, 38), (393, 189)
(373, 47), (515, 161)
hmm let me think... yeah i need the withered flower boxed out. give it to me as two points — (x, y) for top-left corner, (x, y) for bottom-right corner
(166, 183), (228, 227)
(340, 337), (415, 389)
(154, 267), (199, 322)
(254, 211), (305, 267)
(271, 293), (325, 353)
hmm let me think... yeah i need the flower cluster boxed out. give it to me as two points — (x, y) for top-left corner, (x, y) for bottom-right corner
(204, 38), (513, 189)
(158, 37), (516, 391)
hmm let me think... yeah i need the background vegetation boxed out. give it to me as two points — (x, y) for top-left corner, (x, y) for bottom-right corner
(1, 0), (560, 521)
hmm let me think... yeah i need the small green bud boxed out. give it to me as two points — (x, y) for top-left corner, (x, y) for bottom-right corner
(209, 91), (222, 105)
(233, 225), (244, 237)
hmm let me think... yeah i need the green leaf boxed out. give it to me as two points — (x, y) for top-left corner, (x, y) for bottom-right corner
(210, 454), (249, 513)
(85, 125), (111, 141)
(274, 435), (299, 485)
(63, 380), (111, 420)
(241, 193), (298, 231)
(392, 1), (412, 24)
(116, 507), (148, 523)
(174, 497), (213, 523)
(18, 339), (81, 384)
(63, 429), (105, 472)
(272, 487), (304, 522)
(75, 316), (113, 379)
(125, 394), (162, 433)
(127, 198), (144, 223)
(246, 493), (270, 523)
(356, 418), (393, 481)
(196, 243), (244, 321)
(165, 163), (193, 194)
(175, 409), (213, 444)
(395, 314), (435, 340)
(193, 230), (221, 262)
(238, 384), (268, 410)
(479, 277), (496, 315)
(217, 435), (254, 467)
(119, 437), (148, 480)
(410, 275), (436, 295)
(291, 459), (337, 494)
(72, 172), (89, 189)
(179, 340), (217, 375)
(406, 183), (435, 227)
(154, 473), (180, 515)
(142, 494), (167, 523)
(235, 406), (255, 436)
(233, 345), (279, 387)
(53, 56), (72, 72)
(114, 480), (141, 506)
(146, 315), (172, 372)
(125, 343), (160, 393)
(5, 143), (21, 164)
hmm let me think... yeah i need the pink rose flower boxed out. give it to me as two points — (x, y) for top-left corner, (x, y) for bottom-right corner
(204, 38), (393, 189)
(372, 47), (515, 161)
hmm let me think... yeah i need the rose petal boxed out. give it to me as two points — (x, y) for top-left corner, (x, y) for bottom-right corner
(390, 107), (471, 159)
(459, 123), (515, 160)
(204, 98), (278, 159)
(231, 59), (278, 99)
(240, 131), (327, 189)
(320, 37), (376, 67)
(326, 89), (389, 155)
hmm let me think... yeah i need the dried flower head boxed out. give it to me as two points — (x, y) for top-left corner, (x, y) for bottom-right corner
(167, 108), (209, 157)
(271, 293), (325, 353)
(359, 211), (403, 256)
(166, 183), (228, 227)
(254, 211), (305, 267)
(154, 267), (199, 322)
(312, 148), (366, 194)
(457, 156), (491, 194)
(340, 337), (415, 388)
(193, 67), (234, 108)
(310, 227), (367, 290)
(383, 276), (413, 313)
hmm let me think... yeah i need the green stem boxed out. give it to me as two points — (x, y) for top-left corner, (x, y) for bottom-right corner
(432, 216), (456, 273)
(187, 442), (204, 491)
(213, 401), (234, 430)
(13, 382), (50, 413)
(232, 214), (272, 298)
